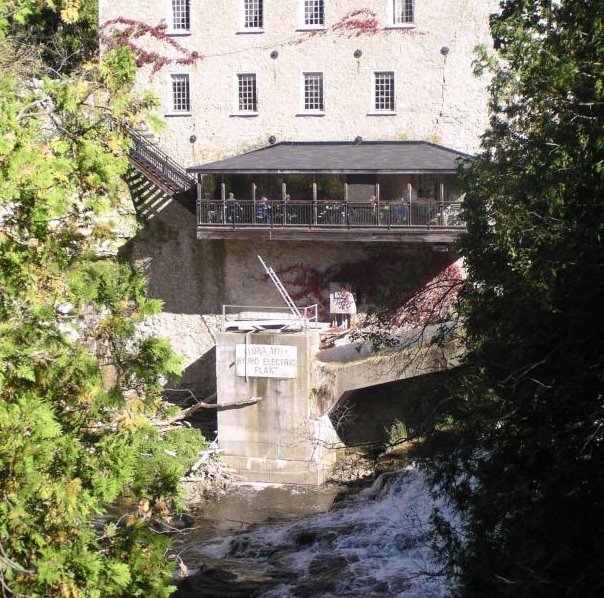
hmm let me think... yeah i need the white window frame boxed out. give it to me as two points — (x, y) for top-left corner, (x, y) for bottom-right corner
(235, 73), (259, 115)
(372, 71), (396, 114)
(301, 72), (325, 114)
(169, 0), (191, 34)
(388, 0), (415, 29)
(241, 0), (264, 32)
(299, 0), (325, 31)
(169, 73), (191, 114)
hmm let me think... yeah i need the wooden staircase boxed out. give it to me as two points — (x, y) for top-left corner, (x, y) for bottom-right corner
(127, 127), (197, 214)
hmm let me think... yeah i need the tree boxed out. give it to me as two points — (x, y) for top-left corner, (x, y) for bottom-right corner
(0, 2), (205, 595)
(424, 1), (604, 596)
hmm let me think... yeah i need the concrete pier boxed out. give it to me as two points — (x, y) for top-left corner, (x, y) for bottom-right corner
(215, 327), (461, 484)
(216, 330), (338, 484)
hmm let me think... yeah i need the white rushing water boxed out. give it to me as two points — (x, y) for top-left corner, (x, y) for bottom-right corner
(178, 466), (457, 597)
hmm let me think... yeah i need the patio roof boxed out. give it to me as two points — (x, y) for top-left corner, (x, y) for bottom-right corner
(189, 141), (472, 175)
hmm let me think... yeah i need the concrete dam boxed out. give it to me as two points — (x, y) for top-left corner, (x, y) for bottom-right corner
(215, 320), (461, 484)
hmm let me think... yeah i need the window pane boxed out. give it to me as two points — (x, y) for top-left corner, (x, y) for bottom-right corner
(374, 72), (395, 111)
(393, 0), (414, 24)
(304, 0), (324, 26)
(304, 72), (324, 111)
(172, 0), (190, 30)
(238, 74), (258, 111)
(244, 0), (263, 28)
(172, 74), (190, 111)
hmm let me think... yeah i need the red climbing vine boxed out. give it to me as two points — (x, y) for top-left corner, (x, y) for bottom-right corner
(332, 9), (380, 36)
(262, 252), (464, 329)
(287, 10), (378, 46)
(392, 262), (464, 329)
(102, 9), (421, 71)
(101, 18), (202, 72)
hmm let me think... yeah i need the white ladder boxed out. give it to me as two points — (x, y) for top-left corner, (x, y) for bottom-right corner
(257, 255), (302, 321)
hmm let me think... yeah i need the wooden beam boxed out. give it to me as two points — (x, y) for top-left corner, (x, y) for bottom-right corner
(197, 226), (462, 243)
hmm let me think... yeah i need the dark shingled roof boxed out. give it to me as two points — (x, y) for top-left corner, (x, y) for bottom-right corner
(189, 141), (472, 174)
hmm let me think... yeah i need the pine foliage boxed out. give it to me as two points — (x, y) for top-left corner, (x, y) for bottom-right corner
(425, 2), (604, 596)
(0, 2), (205, 595)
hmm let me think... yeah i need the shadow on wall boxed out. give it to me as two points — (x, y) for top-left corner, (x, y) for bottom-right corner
(329, 369), (453, 452)
(125, 167), (174, 220)
(118, 201), (226, 316)
(181, 346), (217, 395)
(117, 191), (223, 422)
(161, 347), (218, 441)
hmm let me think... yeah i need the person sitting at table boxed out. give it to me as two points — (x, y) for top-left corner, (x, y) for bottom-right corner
(283, 194), (299, 223)
(225, 192), (241, 223)
(392, 196), (409, 224)
(256, 196), (271, 223)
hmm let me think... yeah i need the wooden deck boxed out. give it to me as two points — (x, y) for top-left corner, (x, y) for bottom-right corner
(196, 226), (461, 243)
(196, 199), (464, 243)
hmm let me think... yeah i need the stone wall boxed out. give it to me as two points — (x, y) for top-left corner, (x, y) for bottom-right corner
(124, 196), (459, 395)
(100, 0), (498, 165)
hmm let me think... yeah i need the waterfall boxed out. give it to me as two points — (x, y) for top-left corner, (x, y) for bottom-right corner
(175, 465), (457, 597)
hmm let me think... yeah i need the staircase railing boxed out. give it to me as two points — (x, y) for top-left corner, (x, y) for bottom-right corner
(127, 126), (197, 195)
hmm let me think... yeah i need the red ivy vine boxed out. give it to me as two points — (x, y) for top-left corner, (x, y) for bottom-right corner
(102, 9), (421, 72)
(392, 262), (464, 329)
(101, 18), (202, 72)
(332, 9), (380, 36)
(291, 8), (423, 45)
(262, 252), (463, 330)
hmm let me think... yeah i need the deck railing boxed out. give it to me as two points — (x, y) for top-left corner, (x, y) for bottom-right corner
(128, 126), (197, 195)
(198, 200), (463, 229)
(222, 304), (320, 331)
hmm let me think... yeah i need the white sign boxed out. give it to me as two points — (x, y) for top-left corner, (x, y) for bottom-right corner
(330, 282), (357, 314)
(235, 344), (298, 379)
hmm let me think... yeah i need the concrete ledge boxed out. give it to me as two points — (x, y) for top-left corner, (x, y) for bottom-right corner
(314, 340), (463, 415)
(221, 455), (330, 485)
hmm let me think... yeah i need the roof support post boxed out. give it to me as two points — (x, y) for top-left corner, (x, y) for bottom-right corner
(312, 182), (317, 226)
(343, 182), (349, 228)
(252, 183), (257, 226)
(375, 183), (380, 225)
(221, 183), (226, 225)
(439, 180), (445, 226)
(196, 174), (203, 226)
(407, 182), (413, 227)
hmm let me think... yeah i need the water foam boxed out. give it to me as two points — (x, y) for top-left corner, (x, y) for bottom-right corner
(185, 465), (456, 597)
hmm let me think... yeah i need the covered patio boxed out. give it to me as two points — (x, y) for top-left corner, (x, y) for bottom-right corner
(189, 141), (470, 242)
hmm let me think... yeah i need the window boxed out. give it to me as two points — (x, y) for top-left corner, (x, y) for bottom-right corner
(171, 74), (191, 112)
(374, 72), (395, 112)
(393, 0), (414, 25)
(238, 74), (258, 112)
(304, 72), (324, 111)
(171, 0), (190, 31)
(304, 0), (324, 26)
(244, 0), (263, 28)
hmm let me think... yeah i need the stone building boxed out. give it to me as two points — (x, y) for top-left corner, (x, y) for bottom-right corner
(101, 1), (495, 163)
(100, 1), (497, 480)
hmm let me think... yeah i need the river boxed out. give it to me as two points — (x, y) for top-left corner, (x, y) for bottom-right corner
(173, 466), (455, 597)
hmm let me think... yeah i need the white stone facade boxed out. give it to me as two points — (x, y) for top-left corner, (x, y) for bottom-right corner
(102, 4), (498, 476)
(100, 1), (498, 166)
